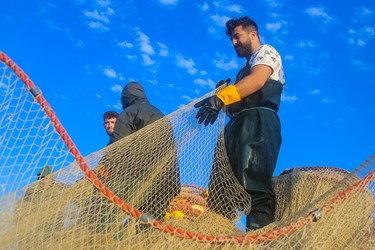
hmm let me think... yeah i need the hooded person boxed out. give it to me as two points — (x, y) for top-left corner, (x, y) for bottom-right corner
(37, 165), (53, 179)
(109, 81), (165, 144)
(95, 81), (180, 234)
(22, 165), (66, 203)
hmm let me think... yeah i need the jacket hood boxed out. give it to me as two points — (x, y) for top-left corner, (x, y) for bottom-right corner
(121, 81), (147, 109)
(37, 165), (53, 178)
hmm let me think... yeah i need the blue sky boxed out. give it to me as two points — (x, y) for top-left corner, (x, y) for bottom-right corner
(1, 0), (374, 176)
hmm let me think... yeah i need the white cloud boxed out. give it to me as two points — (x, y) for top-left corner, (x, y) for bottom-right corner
(347, 26), (374, 47)
(349, 58), (374, 71)
(305, 7), (333, 23)
(83, 5), (114, 31)
(117, 41), (134, 48)
(266, 22), (282, 33)
(259, 0), (281, 8)
(88, 21), (109, 31)
(140, 42), (155, 55)
(212, 1), (244, 13)
(142, 54), (156, 66)
(106, 7), (114, 16)
(228, 4), (243, 13)
(84, 65), (93, 75)
(199, 2), (209, 12)
(181, 95), (194, 102)
(284, 54), (294, 61)
(194, 89), (201, 95)
(176, 54), (197, 75)
(177, 103), (185, 109)
(193, 78), (215, 89)
(158, 0), (178, 6)
(210, 14), (230, 27)
(110, 84), (123, 93)
(365, 26), (375, 36)
(281, 93), (297, 103)
(307, 67), (321, 77)
(348, 38), (366, 46)
(97, 0), (111, 7)
(213, 57), (238, 71)
(296, 40), (315, 48)
(75, 40), (85, 48)
(322, 98), (334, 104)
(137, 31), (155, 55)
(126, 55), (136, 60)
(207, 26), (218, 34)
(96, 93), (102, 99)
(83, 9), (110, 23)
(103, 67), (117, 78)
(353, 6), (374, 23)
(158, 42), (169, 57)
(148, 80), (158, 85)
(311, 89), (320, 95)
(269, 12), (283, 19)
(113, 101), (122, 110)
(46, 20), (63, 31)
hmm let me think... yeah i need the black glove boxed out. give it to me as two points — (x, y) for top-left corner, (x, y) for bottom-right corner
(216, 78), (231, 89)
(194, 95), (224, 126)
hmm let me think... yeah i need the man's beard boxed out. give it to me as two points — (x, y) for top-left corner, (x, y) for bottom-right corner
(234, 40), (252, 58)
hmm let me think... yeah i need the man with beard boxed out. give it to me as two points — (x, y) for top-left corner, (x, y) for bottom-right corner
(195, 16), (285, 230)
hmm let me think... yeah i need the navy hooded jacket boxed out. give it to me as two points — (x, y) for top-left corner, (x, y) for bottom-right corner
(109, 81), (164, 145)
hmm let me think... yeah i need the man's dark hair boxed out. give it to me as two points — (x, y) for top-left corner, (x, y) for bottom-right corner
(225, 16), (259, 37)
(103, 110), (119, 120)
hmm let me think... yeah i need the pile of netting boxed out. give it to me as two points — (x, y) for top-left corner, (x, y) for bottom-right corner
(0, 51), (374, 249)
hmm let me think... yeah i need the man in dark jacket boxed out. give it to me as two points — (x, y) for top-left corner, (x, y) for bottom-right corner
(109, 81), (164, 144)
(105, 81), (180, 226)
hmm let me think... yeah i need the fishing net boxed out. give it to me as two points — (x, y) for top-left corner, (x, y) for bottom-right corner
(1, 51), (374, 249)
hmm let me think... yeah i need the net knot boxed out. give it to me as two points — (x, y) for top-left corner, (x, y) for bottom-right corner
(309, 207), (323, 222)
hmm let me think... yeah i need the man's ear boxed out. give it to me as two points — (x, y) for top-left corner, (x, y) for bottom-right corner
(250, 30), (257, 40)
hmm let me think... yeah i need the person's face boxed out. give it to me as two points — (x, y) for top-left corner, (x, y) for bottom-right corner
(230, 26), (255, 58)
(104, 118), (116, 136)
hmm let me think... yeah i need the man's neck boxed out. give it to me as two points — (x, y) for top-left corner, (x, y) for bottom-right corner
(246, 44), (261, 60)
